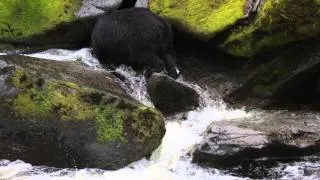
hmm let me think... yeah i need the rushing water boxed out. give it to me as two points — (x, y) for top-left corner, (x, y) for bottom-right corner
(0, 48), (319, 180)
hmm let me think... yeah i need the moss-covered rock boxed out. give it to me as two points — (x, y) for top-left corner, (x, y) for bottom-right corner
(0, 0), (100, 51)
(0, 55), (166, 170)
(0, 0), (81, 40)
(148, 0), (248, 40)
(220, 0), (320, 57)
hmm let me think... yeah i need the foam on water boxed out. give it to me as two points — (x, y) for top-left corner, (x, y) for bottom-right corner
(25, 48), (101, 68)
(113, 65), (153, 107)
(0, 48), (319, 180)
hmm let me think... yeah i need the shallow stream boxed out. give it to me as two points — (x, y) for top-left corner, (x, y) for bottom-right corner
(0, 48), (319, 179)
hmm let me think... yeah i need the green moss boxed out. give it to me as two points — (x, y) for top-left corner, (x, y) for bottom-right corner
(149, 0), (247, 40)
(14, 81), (95, 120)
(8, 68), (131, 143)
(131, 106), (164, 143)
(95, 106), (127, 143)
(8, 68), (94, 119)
(221, 0), (320, 57)
(0, 0), (81, 40)
(7, 68), (28, 88)
(7, 67), (163, 145)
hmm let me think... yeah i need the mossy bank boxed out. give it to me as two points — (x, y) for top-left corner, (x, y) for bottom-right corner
(0, 0), (99, 51)
(0, 55), (165, 169)
(220, 0), (320, 57)
(0, 0), (81, 41)
(148, 0), (248, 40)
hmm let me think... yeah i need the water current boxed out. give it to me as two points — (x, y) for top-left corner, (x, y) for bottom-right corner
(0, 48), (319, 179)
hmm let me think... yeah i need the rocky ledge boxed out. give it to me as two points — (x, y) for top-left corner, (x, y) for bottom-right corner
(192, 111), (320, 178)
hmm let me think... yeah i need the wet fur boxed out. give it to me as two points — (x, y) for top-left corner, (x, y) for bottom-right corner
(91, 8), (179, 78)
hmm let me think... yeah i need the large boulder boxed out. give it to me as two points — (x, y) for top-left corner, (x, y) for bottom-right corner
(0, 55), (165, 170)
(225, 40), (320, 110)
(148, 0), (248, 40)
(220, 0), (320, 57)
(192, 111), (320, 178)
(147, 73), (200, 116)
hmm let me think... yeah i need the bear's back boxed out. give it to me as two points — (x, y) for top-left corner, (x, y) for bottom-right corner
(91, 7), (174, 68)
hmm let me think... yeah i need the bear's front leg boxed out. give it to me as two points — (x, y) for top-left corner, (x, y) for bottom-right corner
(142, 53), (165, 78)
(163, 53), (180, 79)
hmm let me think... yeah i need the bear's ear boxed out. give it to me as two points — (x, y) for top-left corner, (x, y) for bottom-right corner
(118, 0), (137, 9)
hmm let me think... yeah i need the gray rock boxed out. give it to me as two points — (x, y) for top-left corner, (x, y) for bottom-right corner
(192, 111), (320, 178)
(135, 0), (149, 7)
(147, 73), (200, 116)
(77, 0), (148, 17)
(0, 59), (20, 97)
(0, 60), (7, 68)
(77, 0), (122, 17)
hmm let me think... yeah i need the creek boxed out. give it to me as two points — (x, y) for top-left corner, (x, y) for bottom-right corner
(0, 48), (319, 179)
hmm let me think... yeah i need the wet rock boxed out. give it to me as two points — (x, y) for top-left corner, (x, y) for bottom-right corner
(192, 111), (320, 178)
(304, 166), (320, 177)
(77, 0), (122, 17)
(225, 40), (320, 110)
(135, 0), (149, 7)
(77, 0), (145, 17)
(0, 55), (165, 170)
(147, 73), (200, 116)
(175, 47), (244, 100)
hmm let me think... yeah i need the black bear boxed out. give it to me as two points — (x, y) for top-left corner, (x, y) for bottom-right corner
(91, 1), (179, 79)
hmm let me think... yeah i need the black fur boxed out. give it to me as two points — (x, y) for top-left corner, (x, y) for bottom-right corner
(91, 7), (179, 78)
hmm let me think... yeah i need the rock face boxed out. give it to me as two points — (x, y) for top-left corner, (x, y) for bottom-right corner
(148, 0), (248, 40)
(225, 40), (320, 110)
(147, 73), (200, 116)
(0, 55), (166, 170)
(192, 111), (320, 178)
(220, 0), (320, 57)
